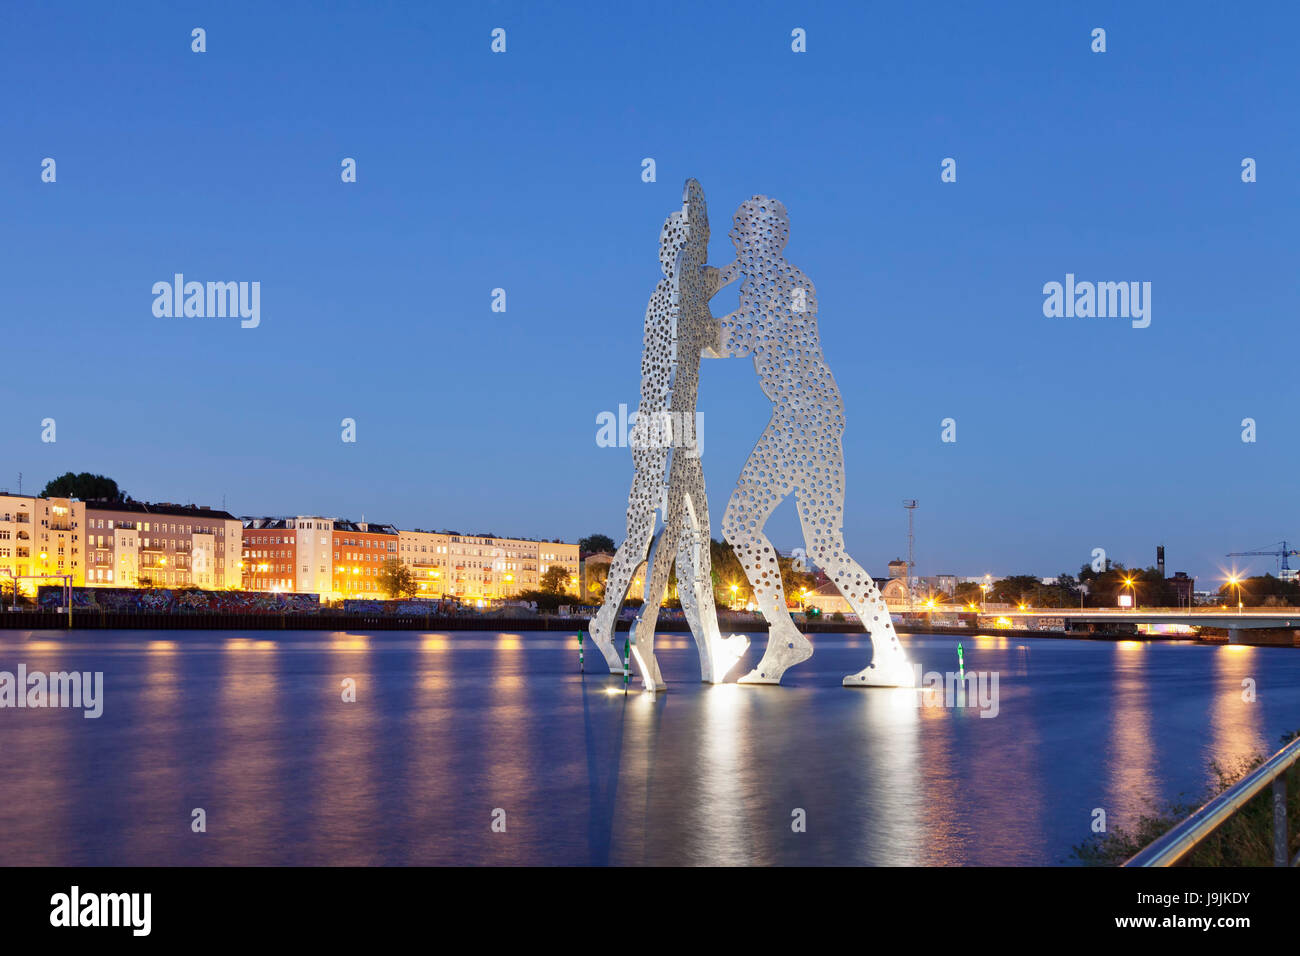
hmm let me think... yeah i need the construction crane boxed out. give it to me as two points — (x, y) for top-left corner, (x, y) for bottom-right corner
(1225, 541), (1300, 577)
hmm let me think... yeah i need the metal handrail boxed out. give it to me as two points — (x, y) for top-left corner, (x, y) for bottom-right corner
(1125, 735), (1300, 867)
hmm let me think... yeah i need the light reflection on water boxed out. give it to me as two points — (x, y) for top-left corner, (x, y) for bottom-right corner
(0, 630), (1297, 866)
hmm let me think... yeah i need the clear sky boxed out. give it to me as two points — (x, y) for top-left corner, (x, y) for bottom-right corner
(4, 1), (1297, 586)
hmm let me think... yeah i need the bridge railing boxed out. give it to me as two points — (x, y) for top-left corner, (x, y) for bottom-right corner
(1124, 735), (1300, 867)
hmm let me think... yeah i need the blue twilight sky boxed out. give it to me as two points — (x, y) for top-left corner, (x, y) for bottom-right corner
(3, 1), (1298, 586)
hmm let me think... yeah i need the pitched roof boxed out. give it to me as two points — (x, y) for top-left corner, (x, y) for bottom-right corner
(87, 500), (238, 521)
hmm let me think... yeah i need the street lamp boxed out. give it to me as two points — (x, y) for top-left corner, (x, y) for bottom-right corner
(1122, 576), (1136, 608)
(1226, 574), (1243, 615)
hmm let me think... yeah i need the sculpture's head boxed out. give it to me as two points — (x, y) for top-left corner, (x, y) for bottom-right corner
(730, 196), (790, 258)
(682, 178), (709, 246)
(658, 210), (689, 276)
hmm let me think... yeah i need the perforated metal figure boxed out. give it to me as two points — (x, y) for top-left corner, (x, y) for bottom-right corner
(711, 196), (913, 687)
(589, 181), (747, 688)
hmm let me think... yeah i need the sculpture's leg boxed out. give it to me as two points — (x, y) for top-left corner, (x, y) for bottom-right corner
(589, 551), (637, 672)
(722, 424), (811, 684)
(631, 472), (686, 692)
(792, 438), (913, 688)
(589, 460), (662, 673)
(676, 458), (748, 682)
(673, 495), (712, 682)
(628, 572), (667, 692)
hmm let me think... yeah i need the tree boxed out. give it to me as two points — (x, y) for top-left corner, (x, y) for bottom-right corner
(518, 588), (562, 611)
(1026, 573), (1082, 608)
(377, 559), (416, 599)
(990, 575), (1043, 606)
(579, 534), (616, 555)
(1216, 573), (1300, 607)
(1133, 567), (1178, 607)
(778, 552), (816, 608)
(40, 472), (126, 502)
(585, 562), (609, 602)
(1077, 562), (1178, 607)
(1078, 561), (1127, 607)
(953, 581), (983, 606)
(709, 538), (749, 606)
(541, 563), (572, 595)
(1, 577), (32, 609)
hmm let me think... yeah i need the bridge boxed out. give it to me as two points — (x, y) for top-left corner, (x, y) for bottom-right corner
(990, 607), (1300, 643)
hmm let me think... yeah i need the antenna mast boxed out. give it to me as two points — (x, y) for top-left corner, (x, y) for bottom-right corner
(903, 499), (918, 606)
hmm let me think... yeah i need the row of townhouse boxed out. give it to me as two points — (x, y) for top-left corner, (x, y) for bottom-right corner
(241, 516), (400, 599)
(1, 494), (241, 592)
(395, 529), (579, 603)
(0, 493), (578, 604)
(242, 518), (579, 603)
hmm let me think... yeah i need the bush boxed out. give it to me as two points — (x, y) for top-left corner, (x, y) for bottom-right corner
(1073, 730), (1300, 866)
(517, 589), (565, 612)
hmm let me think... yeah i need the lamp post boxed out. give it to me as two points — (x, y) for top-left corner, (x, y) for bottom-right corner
(1121, 575), (1136, 609)
(1226, 574), (1242, 615)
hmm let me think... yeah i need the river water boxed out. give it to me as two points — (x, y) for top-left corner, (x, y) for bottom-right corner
(0, 629), (1296, 865)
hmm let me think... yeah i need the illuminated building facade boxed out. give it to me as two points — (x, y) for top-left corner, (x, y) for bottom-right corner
(397, 528), (451, 597)
(0, 494), (86, 594)
(85, 501), (241, 589)
(240, 515), (335, 594)
(330, 520), (399, 598)
(2, 489), (579, 604)
(397, 530), (579, 603)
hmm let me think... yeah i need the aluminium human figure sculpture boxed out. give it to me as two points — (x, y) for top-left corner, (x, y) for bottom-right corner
(587, 180), (748, 689)
(709, 195), (914, 687)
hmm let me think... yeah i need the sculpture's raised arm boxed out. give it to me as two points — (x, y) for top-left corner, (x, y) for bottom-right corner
(701, 260), (744, 359)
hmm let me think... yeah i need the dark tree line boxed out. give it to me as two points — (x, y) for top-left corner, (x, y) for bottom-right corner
(40, 472), (127, 502)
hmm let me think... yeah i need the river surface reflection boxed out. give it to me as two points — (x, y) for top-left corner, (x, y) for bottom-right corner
(0, 630), (1295, 865)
